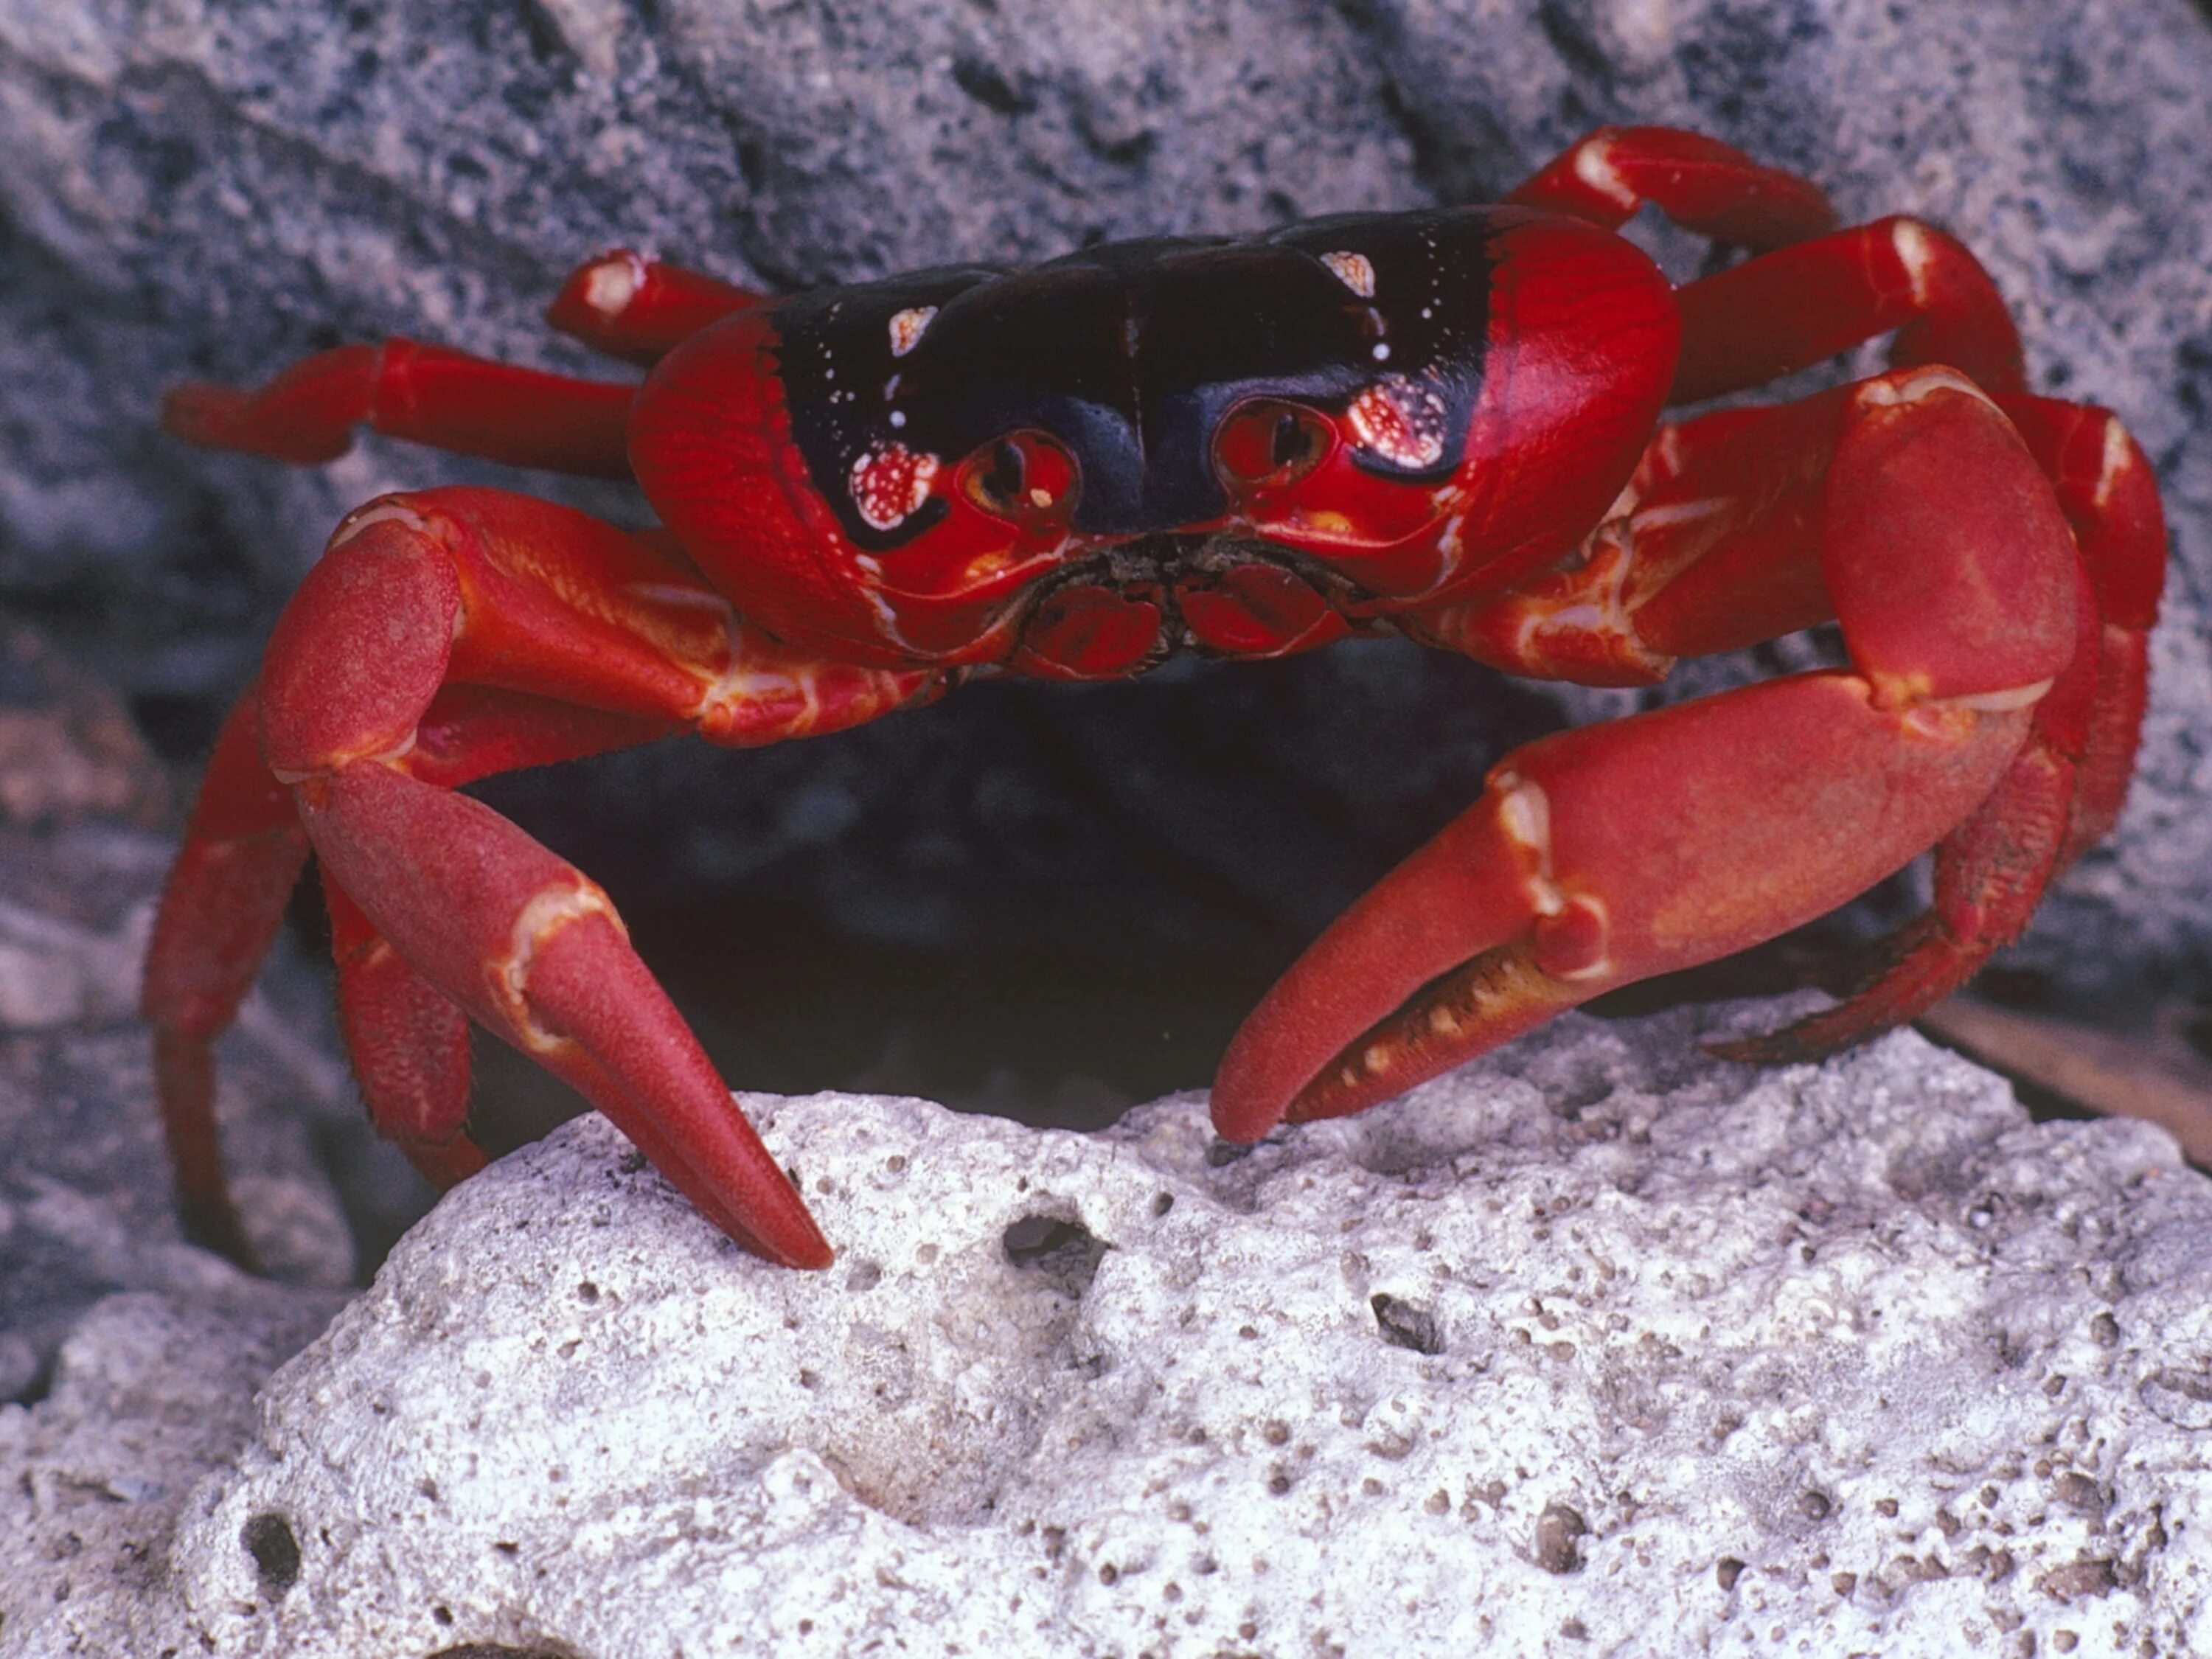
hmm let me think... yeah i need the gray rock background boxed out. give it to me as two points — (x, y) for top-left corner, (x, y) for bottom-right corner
(1, 0), (2208, 1117)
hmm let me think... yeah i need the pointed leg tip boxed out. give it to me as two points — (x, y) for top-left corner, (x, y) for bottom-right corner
(161, 382), (243, 445)
(1705, 1007), (1887, 1068)
(178, 1194), (265, 1276)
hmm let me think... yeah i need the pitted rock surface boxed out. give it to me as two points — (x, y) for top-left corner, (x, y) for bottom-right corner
(36, 1006), (2207, 1658)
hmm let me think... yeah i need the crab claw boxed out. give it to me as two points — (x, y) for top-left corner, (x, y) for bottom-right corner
(298, 764), (832, 1268)
(1210, 671), (2037, 1142)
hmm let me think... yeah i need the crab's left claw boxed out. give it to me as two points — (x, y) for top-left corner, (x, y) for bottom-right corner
(1210, 673), (2037, 1138)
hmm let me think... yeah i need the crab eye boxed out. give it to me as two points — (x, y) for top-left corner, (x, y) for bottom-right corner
(1214, 400), (1331, 490)
(961, 432), (1076, 521)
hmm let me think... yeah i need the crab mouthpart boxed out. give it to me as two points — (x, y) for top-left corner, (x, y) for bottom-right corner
(1008, 535), (1360, 677)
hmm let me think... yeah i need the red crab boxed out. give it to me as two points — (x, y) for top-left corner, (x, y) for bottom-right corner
(145, 128), (2166, 1270)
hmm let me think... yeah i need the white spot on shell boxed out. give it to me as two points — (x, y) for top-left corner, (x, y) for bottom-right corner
(1891, 219), (1936, 307)
(1857, 365), (1994, 411)
(1572, 134), (1638, 211)
(888, 409), (907, 429)
(582, 252), (645, 319)
(1371, 343), (1391, 363)
(849, 442), (939, 531)
(1320, 250), (1376, 298)
(1346, 375), (1449, 470)
(1496, 775), (1550, 854)
(328, 498), (428, 550)
(2095, 415), (2131, 511)
(1944, 678), (2054, 713)
(888, 306), (938, 358)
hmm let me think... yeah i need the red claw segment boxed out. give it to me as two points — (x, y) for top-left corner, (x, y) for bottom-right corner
(1821, 372), (2076, 705)
(299, 766), (829, 1267)
(1214, 674), (2037, 1139)
(1712, 630), (2092, 1065)
(1215, 364), (2087, 1141)
(1208, 781), (1557, 1143)
(147, 485), (938, 1268)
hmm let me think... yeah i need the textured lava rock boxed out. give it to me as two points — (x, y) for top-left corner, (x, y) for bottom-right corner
(34, 1006), (2209, 1658)
(0, 0), (2205, 1034)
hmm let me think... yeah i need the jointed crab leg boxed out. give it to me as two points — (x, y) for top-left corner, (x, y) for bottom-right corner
(1994, 395), (2168, 861)
(164, 340), (639, 476)
(1669, 218), (2027, 404)
(141, 686), (310, 1263)
(1719, 396), (2168, 1061)
(313, 686), (681, 1186)
(1504, 125), (2025, 406)
(1212, 366), (2087, 1140)
(544, 249), (765, 366)
(1506, 126), (1838, 251)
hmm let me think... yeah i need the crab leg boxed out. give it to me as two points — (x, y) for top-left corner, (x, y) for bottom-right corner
(1506, 125), (2025, 405)
(1669, 218), (2027, 404)
(1993, 396), (2168, 861)
(320, 871), (482, 1189)
(149, 487), (936, 1266)
(1507, 126), (1837, 251)
(1719, 397), (2168, 1061)
(140, 685), (309, 1265)
(164, 340), (638, 475)
(544, 249), (765, 366)
(1212, 366), (2084, 1140)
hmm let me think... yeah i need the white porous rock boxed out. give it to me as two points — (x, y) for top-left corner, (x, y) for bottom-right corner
(0, 1288), (345, 1659)
(125, 1008), (2212, 1658)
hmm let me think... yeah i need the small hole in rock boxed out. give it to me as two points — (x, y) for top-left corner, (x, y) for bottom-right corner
(1001, 1214), (1108, 1300)
(575, 1282), (599, 1303)
(1371, 1293), (1444, 1355)
(241, 1512), (301, 1594)
(433, 1604), (455, 1625)
(1535, 1503), (1587, 1574)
